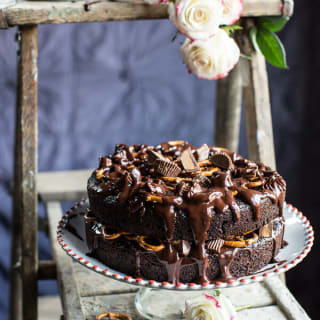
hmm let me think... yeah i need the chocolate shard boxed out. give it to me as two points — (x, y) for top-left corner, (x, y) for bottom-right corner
(210, 152), (234, 170)
(147, 150), (166, 164)
(181, 148), (200, 172)
(259, 222), (273, 238)
(99, 156), (112, 169)
(206, 239), (224, 253)
(155, 159), (181, 177)
(193, 175), (211, 188)
(195, 144), (210, 161)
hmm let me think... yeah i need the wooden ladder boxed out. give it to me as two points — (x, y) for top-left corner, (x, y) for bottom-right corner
(0, 1), (308, 319)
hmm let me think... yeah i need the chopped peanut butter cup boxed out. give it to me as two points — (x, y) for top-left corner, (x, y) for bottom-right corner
(181, 148), (200, 172)
(193, 174), (211, 188)
(207, 239), (224, 253)
(99, 156), (112, 169)
(259, 222), (273, 238)
(210, 152), (234, 170)
(195, 144), (210, 161)
(155, 159), (181, 177)
(147, 150), (166, 164)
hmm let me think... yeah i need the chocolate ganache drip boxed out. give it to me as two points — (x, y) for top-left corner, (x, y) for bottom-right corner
(89, 142), (286, 283)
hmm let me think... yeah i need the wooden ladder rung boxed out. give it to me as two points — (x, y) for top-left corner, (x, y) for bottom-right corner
(38, 169), (92, 201)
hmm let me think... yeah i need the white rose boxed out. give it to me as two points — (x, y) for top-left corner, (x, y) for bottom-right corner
(180, 29), (240, 80)
(168, 0), (224, 40)
(221, 0), (243, 25)
(184, 293), (238, 320)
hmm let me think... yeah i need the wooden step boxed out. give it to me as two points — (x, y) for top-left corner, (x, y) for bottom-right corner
(2, 0), (287, 28)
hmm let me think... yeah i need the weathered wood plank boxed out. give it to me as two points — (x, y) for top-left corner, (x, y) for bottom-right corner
(74, 261), (275, 307)
(47, 202), (85, 320)
(10, 29), (23, 320)
(38, 260), (57, 280)
(239, 21), (276, 170)
(215, 60), (243, 152)
(2, 0), (284, 28)
(16, 25), (39, 320)
(0, 0), (16, 10)
(38, 169), (92, 201)
(0, 10), (9, 28)
(239, 305), (287, 320)
(82, 291), (281, 320)
(38, 296), (62, 320)
(264, 277), (311, 320)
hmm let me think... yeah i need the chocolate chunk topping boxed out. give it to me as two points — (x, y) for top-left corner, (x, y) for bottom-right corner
(99, 156), (112, 169)
(155, 159), (181, 177)
(210, 152), (234, 170)
(259, 222), (273, 238)
(206, 239), (224, 253)
(181, 148), (200, 172)
(195, 144), (210, 161)
(193, 174), (211, 188)
(147, 150), (166, 164)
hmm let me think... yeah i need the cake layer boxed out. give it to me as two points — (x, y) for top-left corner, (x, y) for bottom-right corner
(88, 183), (280, 241)
(85, 216), (285, 284)
(88, 142), (286, 241)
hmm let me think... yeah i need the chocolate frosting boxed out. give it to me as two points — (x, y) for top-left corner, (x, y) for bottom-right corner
(88, 142), (286, 283)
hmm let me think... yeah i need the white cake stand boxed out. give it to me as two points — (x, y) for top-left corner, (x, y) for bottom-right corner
(57, 200), (314, 319)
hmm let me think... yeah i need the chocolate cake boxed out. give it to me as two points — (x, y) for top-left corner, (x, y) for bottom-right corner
(84, 141), (286, 284)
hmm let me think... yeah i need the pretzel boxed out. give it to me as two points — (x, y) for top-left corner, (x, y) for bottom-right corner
(243, 229), (254, 235)
(168, 140), (185, 146)
(246, 180), (264, 188)
(245, 233), (258, 245)
(96, 312), (132, 320)
(214, 147), (229, 152)
(138, 236), (165, 252)
(102, 226), (122, 240)
(96, 168), (105, 180)
(84, 211), (96, 222)
(201, 167), (219, 176)
(146, 194), (163, 203)
(224, 238), (246, 247)
(162, 176), (192, 183)
(124, 234), (139, 241)
(198, 160), (212, 167)
(224, 232), (259, 248)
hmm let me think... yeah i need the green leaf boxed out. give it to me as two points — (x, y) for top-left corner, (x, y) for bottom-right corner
(255, 28), (288, 69)
(257, 16), (289, 32)
(215, 290), (221, 297)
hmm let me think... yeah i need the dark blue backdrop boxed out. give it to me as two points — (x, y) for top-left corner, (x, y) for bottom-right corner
(1, 1), (319, 317)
